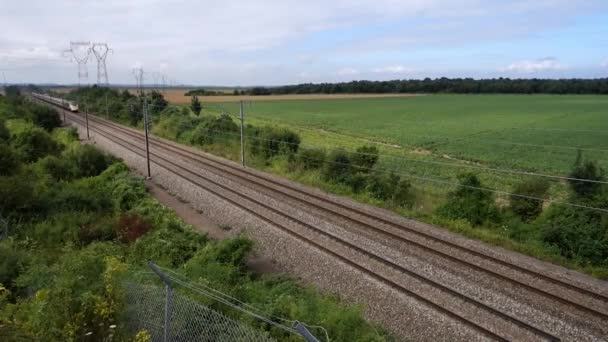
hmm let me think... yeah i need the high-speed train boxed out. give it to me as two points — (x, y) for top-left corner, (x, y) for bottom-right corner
(32, 92), (79, 112)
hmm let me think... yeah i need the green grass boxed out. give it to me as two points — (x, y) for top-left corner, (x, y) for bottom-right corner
(199, 95), (608, 206)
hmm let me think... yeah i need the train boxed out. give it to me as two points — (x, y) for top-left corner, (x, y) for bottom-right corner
(31, 92), (79, 112)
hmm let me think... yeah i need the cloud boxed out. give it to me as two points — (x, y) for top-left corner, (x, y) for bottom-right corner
(336, 67), (359, 76)
(602, 59), (608, 68)
(372, 65), (417, 74)
(503, 57), (565, 73)
(1, 1), (607, 84)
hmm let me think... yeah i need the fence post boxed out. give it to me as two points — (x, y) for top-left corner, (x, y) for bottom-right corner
(293, 321), (321, 342)
(148, 262), (172, 342)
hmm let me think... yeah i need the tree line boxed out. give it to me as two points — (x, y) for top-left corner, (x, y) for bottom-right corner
(245, 78), (608, 95)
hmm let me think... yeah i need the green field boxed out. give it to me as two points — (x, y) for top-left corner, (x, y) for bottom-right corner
(202, 94), (608, 204)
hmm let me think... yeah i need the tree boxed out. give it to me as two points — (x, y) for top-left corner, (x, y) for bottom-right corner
(568, 151), (604, 198)
(190, 95), (202, 115)
(509, 179), (550, 221)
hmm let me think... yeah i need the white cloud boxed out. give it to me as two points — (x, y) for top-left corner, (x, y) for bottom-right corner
(602, 59), (608, 68)
(336, 67), (359, 76)
(0, 1), (606, 84)
(503, 57), (564, 73)
(372, 65), (417, 74)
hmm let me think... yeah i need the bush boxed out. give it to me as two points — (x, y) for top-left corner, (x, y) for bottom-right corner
(0, 121), (9, 142)
(539, 204), (608, 265)
(322, 150), (352, 183)
(190, 124), (215, 146)
(393, 179), (414, 207)
(11, 126), (61, 162)
(116, 213), (152, 243)
(0, 240), (28, 292)
(351, 145), (379, 173)
(29, 104), (61, 131)
(65, 145), (112, 178)
(346, 173), (368, 193)
(47, 178), (114, 213)
(568, 154), (604, 198)
(0, 144), (20, 176)
(0, 174), (35, 212)
(250, 127), (300, 159)
(38, 155), (70, 181)
(296, 148), (326, 170)
(510, 179), (550, 221)
(77, 216), (116, 245)
(437, 173), (500, 226)
(367, 172), (400, 201)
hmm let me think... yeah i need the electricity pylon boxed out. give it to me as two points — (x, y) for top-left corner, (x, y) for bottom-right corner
(64, 41), (91, 86)
(91, 43), (112, 86)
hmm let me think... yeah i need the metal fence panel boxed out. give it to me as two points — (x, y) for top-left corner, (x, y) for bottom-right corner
(123, 282), (276, 342)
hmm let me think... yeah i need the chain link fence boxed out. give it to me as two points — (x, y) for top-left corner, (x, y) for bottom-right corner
(123, 281), (276, 342)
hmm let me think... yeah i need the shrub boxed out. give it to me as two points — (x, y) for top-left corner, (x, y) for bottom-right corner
(11, 126), (61, 162)
(48, 178), (114, 213)
(190, 124), (214, 146)
(0, 174), (35, 212)
(367, 172), (399, 201)
(0, 144), (20, 176)
(346, 173), (368, 193)
(66, 145), (112, 178)
(0, 120), (9, 142)
(351, 145), (379, 173)
(38, 155), (72, 181)
(116, 213), (152, 243)
(296, 148), (326, 170)
(437, 173), (500, 226)
(250, 126), (300, 159)
(568, 153), (604, 198)
(129, 220), (207, 267)
(393, 179), (414, 207)
(539, 204), (608, 265)
(0, 240), (28, 292)
(322, 150), (352, 183)
(509, 178), (550, 221)
(78, 216), (117, 245)
(29, 104), (61, 131)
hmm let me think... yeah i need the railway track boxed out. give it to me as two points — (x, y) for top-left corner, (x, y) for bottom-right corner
(38, 98), (608, 341)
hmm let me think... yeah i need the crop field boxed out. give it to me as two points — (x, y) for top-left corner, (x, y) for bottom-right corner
(156, 88), (423, 103)
(200, 94), (608, 207)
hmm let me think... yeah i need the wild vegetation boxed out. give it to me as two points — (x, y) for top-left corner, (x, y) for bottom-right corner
(46, 87), (608, 278)
(0, 88), (391, 341)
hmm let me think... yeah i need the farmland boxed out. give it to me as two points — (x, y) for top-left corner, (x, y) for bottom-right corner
(198, 94), (608, 193)
(60, 86), (608, 276)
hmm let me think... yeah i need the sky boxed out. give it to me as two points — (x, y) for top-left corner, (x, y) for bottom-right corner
(1, 0), (607, 86)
